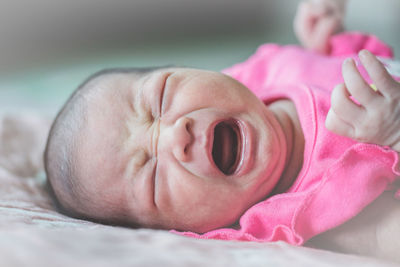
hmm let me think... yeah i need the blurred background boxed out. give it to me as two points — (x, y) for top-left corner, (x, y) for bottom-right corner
(0, 0), (399, 116)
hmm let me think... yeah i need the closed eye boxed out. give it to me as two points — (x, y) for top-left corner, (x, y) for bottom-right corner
(150, 158), (158, 207)
(160, 73), (171, 117)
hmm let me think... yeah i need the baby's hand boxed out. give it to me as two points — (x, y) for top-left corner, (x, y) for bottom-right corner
(294, 0), (346, 54)
(326, 50), (400, 152)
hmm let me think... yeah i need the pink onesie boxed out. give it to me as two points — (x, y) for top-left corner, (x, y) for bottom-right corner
(175, 32), (400, 245)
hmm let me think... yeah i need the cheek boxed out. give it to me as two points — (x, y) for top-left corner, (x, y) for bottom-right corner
(157, 161), (253, 231)
(163, 167), (214, 207)
(245, 124), (285, 196)
(170, 170), (245, 213)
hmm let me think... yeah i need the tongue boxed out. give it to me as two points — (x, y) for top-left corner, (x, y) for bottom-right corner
(213, 122), (236, 174)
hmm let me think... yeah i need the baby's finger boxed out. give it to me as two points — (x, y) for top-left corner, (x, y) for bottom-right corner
(330, 83), (364, 123)
(325, 109), (355, 139)
(359, 50), (398, 98)
(342, 58), (377, 107)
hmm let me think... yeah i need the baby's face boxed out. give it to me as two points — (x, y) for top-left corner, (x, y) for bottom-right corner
(78, 68), (288, 232)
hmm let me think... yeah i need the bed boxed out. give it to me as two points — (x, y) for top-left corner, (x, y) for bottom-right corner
(1, 0), (400, 264)
(0, 112), (398, 267)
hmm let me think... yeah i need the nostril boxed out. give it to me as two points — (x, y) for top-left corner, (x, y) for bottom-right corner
(184, 119), (192, 133)
(171, 116), (193, 162)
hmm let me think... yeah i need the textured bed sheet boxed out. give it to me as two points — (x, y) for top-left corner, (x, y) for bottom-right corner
(0, 112), (398, 267)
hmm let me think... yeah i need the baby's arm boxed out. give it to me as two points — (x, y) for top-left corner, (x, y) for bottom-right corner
(323, 50), (400, 262)
(325, 50), (400, 153)
(294, 0), (347, 54)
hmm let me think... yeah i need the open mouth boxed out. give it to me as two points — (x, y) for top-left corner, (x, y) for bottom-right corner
(212, 120), (242, 175)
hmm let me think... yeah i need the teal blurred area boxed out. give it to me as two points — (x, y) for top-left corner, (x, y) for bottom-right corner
(0, 0), (399, 116)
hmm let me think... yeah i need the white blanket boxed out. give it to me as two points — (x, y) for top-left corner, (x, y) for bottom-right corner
(0, 112), (397, 267)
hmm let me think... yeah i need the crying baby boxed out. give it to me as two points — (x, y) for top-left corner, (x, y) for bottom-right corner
(44, 66), (304, 232)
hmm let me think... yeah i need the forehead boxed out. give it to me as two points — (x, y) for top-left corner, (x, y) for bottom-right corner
(76, 73), (141, 198)
(87, 71), (141, 100)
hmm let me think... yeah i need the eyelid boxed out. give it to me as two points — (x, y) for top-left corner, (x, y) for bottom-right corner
(150, 119), (160, 207)
(152, 118), (160, 158)
(159, 73), (171, 116)
(150, 158), (158, 207)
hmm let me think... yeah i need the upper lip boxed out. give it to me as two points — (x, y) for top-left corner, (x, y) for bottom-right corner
(206, 120), (218, 172)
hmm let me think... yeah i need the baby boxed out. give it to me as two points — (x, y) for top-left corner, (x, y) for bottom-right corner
(45, 0), (400, 260)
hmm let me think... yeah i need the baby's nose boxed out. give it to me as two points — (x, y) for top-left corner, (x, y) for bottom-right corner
(160, 116), (193, 162)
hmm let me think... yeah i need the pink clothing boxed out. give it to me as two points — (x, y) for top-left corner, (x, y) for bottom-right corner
(174, 32), (400, 244)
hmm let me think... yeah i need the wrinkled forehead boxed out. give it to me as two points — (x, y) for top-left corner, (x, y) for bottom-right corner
(75, 66), (179, 186)
(76, 72), (142, 194)
(81, 66), (173, 98)
(84, 72), (140, 148)
(65, 69), (173, 219)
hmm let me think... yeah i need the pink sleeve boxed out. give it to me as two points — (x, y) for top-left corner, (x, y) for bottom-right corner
(329, 32), (394, 58)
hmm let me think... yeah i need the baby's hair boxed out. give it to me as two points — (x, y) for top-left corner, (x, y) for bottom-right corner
(44, 66), (171, 222)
